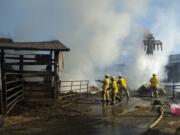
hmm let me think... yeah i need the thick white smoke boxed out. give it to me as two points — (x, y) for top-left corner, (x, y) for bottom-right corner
(61, 0), (177, 89)
(121, 7), (179, 89)
(0, 0), (179, 89)
(61, 0), (149, 81)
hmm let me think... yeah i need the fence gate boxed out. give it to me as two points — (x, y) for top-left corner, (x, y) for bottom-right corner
(0, 51), (24, 115)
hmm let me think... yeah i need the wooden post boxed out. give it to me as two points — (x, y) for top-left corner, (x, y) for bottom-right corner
(54, 51), (59, 100)
(1, 50), (5, 114)
(71, 81), (73, 91)
(50, 51), (53, 88)
(87, 81), (89, 97)
(0, 50), (3, 114)
(59, 80), (61, 95)
(19, 55), (24, 99)
(80, 81), (82, 93)
(19, 55), (23, 74)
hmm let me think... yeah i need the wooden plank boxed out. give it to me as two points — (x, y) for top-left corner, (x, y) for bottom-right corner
(23, 81), (52, 84)
(5, 57), (54, 61)
(23, 73), (54, 77)
(5, 62), (54, 65)
(0, 41), (70, 51)
(23, 71), (54, 74)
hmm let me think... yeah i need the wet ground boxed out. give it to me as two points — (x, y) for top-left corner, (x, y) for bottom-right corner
(0, 94), (180, 135)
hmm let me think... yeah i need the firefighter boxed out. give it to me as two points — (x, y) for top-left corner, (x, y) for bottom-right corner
(117, 75), (129, 100)
(110, 76), (119, 105)
(98, 74), (110, 102)
(150, 73), (159, 98)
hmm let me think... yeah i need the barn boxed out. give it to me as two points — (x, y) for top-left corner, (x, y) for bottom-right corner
(0, 38), (70, 114)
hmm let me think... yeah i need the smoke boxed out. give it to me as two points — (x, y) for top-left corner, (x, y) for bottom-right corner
(121, 5), (179, 89)
(61, 0), (149, 81)
(0, 0), (179, 89)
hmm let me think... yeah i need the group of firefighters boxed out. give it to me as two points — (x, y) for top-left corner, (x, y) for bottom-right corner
(98, 73), (159, 105)
(98, 74), (129, 105)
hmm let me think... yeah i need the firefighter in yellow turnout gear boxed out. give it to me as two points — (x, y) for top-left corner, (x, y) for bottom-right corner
(100, 74), (110, 102)
(110, 76), (120, 105)
(150, 74), (159, 98)
(117, 75), (129, 100)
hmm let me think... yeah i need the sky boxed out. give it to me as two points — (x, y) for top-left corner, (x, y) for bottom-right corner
(142, 0), (180, 54)
(0, 0), (180, 88)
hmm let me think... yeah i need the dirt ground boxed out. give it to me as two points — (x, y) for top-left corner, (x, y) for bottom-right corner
(0, 94), (180, 135)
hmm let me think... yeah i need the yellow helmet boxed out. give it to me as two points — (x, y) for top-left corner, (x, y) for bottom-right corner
(105, 74), (110, 78)
(111, 76), (115, 81)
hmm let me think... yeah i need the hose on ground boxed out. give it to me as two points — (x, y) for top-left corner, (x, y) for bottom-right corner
(149, 107), (164, 129)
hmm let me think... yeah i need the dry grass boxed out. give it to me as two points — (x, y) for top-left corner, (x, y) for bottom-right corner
(3, 102), (63, 128)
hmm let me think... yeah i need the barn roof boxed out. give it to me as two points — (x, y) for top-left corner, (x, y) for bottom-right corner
(0, 39), (70, 51)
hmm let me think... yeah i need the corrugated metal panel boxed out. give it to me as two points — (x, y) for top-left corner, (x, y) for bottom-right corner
(0, 40), (70, 51)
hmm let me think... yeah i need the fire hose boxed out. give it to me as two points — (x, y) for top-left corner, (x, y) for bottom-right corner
(149, 106), (164, 129)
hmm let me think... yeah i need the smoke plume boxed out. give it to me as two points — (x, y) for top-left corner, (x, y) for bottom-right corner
(0, 0), (179, 89)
